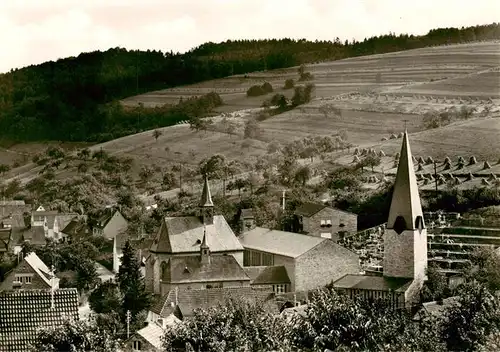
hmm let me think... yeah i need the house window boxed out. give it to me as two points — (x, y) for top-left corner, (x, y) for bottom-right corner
(320, 220), (326, 226)
(206, 282), (223, 289)
(25, 276), (32, 284)
(326, 219), (332, 225)
(273, 284), (287, 294)
(132, 340), (142, 351)
(15, 276), (22, 283)
(320, 233), (332, 239)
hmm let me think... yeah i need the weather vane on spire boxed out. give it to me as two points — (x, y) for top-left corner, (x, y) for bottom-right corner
(402, 119), (409, 131)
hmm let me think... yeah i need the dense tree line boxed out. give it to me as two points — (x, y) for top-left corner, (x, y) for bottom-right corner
(0, 23), (498, 142)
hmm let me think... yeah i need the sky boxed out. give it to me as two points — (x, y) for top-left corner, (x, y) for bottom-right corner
(1, 0), (499, 73)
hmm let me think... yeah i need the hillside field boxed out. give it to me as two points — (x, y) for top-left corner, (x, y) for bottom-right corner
(3, 41), (500, 187)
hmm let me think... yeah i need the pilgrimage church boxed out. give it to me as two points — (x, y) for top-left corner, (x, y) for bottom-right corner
(333, 131), (428, 308)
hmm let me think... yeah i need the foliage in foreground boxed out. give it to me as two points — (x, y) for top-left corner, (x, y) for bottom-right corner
(30, 317), (121, 352)
(161, 279), (500, 352)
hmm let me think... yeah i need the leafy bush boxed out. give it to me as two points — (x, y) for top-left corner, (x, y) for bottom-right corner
(247, 82), (273, 97)
(284, 78), (295, 89)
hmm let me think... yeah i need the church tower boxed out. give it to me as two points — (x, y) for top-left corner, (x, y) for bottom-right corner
(199, 176), (214, 225)
(200, 227), (211, 265)
(383, 131), (427, 281)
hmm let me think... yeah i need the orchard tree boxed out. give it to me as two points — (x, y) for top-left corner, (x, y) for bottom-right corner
(152, 129), (162, 141)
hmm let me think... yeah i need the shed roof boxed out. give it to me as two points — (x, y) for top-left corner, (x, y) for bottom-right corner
(332, 274), (412, 292)
(252, 266), (291, 285)
(239, 227), (326, 258)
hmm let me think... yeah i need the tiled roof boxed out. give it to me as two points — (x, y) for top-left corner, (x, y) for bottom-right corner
(32, 210), (58, 217)
(332, 274), (412, 292)
(154, 286), (275, 317)
(294, 202), (326, 217)
(135, 323), (166, 350)
(61, 219), (89, 237)
(166, 255), (249, 284)
(252, 266), (291, 285)
(0, 288), (79, 352)
(151, 215), (244, 254)
(240, 227), (326, 258)
(23, 227), (46, 246)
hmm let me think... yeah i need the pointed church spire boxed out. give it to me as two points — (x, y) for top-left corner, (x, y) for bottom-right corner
(200, 176), (214, 207)
(387, 130), (424, 233)
(200, 226), (210, 265)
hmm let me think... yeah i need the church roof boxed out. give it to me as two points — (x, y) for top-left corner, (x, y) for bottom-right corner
(150, 215), (244, 254)
(332, 274), (412, 292)
(387, 131), (424, 231)
(165, 255), (250, 284)
(239, 227), (326, 258)
(199, 176), (214, 207)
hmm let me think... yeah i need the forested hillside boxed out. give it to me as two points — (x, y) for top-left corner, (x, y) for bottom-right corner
(0, 23), (498, 143)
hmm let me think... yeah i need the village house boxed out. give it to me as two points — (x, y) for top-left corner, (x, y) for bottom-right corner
(0, 288), (79, 351)
(332, 131), (428, 309)
(294, 202), (358, 240)
(92, 207), (128, 240)
(146, 177), (246, 295)
(127, 310), (181, 352)
(0, 252), (59, 291)
(60, 217), (91, 241)
(239, 227), (360, 293)
(148, 285), (274, 320)
(30, 205), (82, 242)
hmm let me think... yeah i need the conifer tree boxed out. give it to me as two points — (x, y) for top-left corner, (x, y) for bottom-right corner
(116, 240), (151, 325)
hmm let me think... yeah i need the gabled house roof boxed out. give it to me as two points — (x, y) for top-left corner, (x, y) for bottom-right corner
(93, 208), (125, 229)
(151, 286), (275, 318)
(151, 215), (244, 254)
(22, 226), (46, 246)
(61, 219), (90, 237)
(295, 202), (357, 217)
(23, 252), (59, 288)
(239, 227), (326, 258)
(135, 323), (167, 350)
(294, 202), (327, 217)
(165, 255), (250, 284)
(55, 214), (79, 231)
(0, 288), (79, 352)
